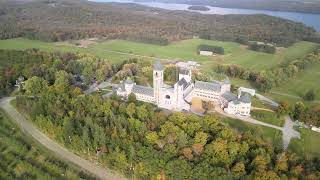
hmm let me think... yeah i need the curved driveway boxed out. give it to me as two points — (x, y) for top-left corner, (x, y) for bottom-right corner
(213, 106), (300, 149)
(0, 97), (125, 180)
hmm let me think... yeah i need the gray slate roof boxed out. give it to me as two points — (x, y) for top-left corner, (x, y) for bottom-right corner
(223, 77), (230, 84)
(177, 78), (189, 89)
(153, 60), (164, 71)
(239, 93), (251, 103)
(118, 83), (125, 92)
(222, 92), (237, 102)
(132, 85), (154, 97)
(179, 68), (189, 75)
(124, 77), (133, 84)
(195, 81), (221, 92)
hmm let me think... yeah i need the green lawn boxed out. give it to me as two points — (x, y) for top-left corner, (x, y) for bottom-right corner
(0, 38), (318, 71)
(268, 63), (320, 102)
(251, 110), (284, 127)
(0, 110), (94, 179)
(289, 128), (320, 159)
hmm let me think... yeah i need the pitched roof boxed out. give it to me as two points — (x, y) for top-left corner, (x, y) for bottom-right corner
(179, 68), (189, 75)
(223, 76), (230, 84)
(118, 83), (125, 92)
(124, 77), (133, 84)
(153, 60), (164, 71)
(195, 81), (221, 92)
(177, 78), (188, 89)
(239, 93), (251, 103)
(132, 85), (154, 97)
(222, 92), (237, 102)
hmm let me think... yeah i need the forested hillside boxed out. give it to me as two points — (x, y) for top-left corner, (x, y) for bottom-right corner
(0, 0), (318, 46)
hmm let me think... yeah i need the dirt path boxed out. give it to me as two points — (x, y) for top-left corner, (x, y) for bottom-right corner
(99, 48), (171, 61)
(0, 97), (125, 180)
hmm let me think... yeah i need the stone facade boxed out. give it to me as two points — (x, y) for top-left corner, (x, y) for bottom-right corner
(116, 60), (253, 116)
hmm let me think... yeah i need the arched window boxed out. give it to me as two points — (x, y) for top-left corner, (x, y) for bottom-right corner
(166, 95), (170, 99)
(155, 72), (158, 77)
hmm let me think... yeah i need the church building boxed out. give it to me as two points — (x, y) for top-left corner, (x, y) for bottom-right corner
(116, 60), (252, 116)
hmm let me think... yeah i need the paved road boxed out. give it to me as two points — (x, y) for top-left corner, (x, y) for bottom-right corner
(255, 93), (279, 108)
(214, 107), (282, 130)
(213, 106), (300, 149)
(84, 78), (118, 95)
(0, 97), (125, 180)
(283, 116), (300, 149)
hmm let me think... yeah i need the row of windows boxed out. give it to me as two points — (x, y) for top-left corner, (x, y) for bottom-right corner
(195, 93), (219, 100)
(194, 90), (218, 96)
(136, 94), (154, 102)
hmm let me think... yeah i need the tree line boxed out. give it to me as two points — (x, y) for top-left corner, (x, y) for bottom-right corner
(248, 42), (276, 54)
(0, 49), (122, 97)
(198, 44), (225, 55)
(215, 47), (320, 92)
(277, 101), (320, 127)
(0, 0), (319, 47)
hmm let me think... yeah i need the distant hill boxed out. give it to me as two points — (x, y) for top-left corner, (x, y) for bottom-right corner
(135, 0), (320, 14)
(0, 0), (318, 46)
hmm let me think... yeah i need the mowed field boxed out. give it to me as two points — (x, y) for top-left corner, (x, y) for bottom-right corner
(0, 38), (318, 71)
(289, 128), (320, 159)
(266, 63), (320, 102)
(0, 110), (93, 179)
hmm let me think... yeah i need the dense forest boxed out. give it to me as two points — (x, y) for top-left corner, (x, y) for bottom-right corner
(0, 0), (318, 46)
(0, 49), (320, 179)
(136, 0), (320, 14)
(15, 92), (320, 179)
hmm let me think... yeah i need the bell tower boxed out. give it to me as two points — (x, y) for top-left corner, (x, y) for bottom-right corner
(153, 60), (164, 105)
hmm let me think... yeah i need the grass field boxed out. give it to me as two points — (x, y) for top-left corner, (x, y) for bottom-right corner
(0, 38), (318, 71)
(267, 63), (320, 102)
(0, 110), (94, 179)
(289, 128), (320, 159)
(251, 110), (284, 127)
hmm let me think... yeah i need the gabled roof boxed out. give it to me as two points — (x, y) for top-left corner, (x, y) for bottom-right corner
(177, 78), (188, 89)
(124, 77), (133, 84)
(222, 92), (237, 102)
(118, 83), (125, 92)
(153, 60), (164, 71)
(132, 85), (154, 97)
(223, 76), (230, 84)
(239, 93), (251, 103)
(179, 68), (189, 75)
(195, 81), (221, 92)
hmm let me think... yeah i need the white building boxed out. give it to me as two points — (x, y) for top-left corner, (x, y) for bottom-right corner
(115, 60), (253, 116)
(199, 50), (214, 56)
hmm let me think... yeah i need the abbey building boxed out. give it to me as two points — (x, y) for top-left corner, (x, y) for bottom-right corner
(116, 60), (252, 116)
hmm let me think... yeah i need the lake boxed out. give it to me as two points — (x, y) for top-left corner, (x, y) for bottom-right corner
(90, 0), (320, 31)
